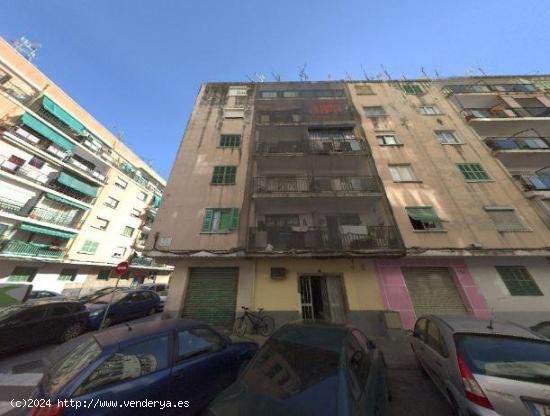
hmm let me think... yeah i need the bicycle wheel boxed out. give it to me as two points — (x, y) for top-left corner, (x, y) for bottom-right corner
(234, 317), (247, 337)
(259, 315), (275, 336)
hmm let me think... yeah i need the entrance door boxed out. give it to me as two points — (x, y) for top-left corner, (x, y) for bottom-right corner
(182, 268), (239, 328)
(299, 275), (347, 323)
(402, 267), (467, 317)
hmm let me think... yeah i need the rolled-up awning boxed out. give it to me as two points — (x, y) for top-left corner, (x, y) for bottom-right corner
(20, 223), (76, 239)
(41, 96), (86, 135)
(21, 113), (74, 152)
(152, 195), (161, 209)
(57, 172), (98, 197)
(406, 207), (439, 222)
(45, 193), (89, 210)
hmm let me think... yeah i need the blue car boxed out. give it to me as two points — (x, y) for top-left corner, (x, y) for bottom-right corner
(31, 319), (258, 415)
(85, 289), (161, 329)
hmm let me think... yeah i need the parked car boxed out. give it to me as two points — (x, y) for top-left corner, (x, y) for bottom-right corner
(531, 321), (550, 340)
(28, 290), (66, 301)
(410, 315), (550, 416)
(85, 289), (161, 329)
(31, 319), (258, 415)
(139, 283), (168, 293)
(78, 287), (116, 303)
(0, 300), (88, 355)
(205, 321), (391, 416)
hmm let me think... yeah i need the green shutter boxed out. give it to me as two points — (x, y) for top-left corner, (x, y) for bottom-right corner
(211, 166), (237, 184)
(219, 210), (232, 231)
(406, 207), (438, 222)
(458, 163), (490, 181)
(58, 268), (77, 281)
(152, 195), (161, 209)
(230, 208), (240, 230)
(20, 113), (75, 151)
(81, 240), (99, 254)
(7, 267), (37, 282)
(20, 223), (76, 239)
(41, 96), (86, 134)
(496, 267), (543, 296)
(202, 208), (214, 232)
(45, 193), (89, 210)
(57, 172), (98, 197)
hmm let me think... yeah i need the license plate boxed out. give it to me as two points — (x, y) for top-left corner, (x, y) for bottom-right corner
(526, 401), (550, 416)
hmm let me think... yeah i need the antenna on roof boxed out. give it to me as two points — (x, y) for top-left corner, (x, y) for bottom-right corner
(11, 36), (41, 62)
(345, 71), (353, 81)
(298, 64), (309, 81)
(434, 69), (441, 80)
(421, 67), (430, 80)
(380, 65), (392, 81)
(255, 73), (266, 83)
(360, 64), (370, 80)
(271, 71), (281, 82)
(477, 65), (487, 76)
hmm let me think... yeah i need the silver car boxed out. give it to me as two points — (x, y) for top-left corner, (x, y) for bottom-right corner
(410, 315), (550, 416)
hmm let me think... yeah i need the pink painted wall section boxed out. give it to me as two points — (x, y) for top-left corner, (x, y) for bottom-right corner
(376, 258), (490, 329)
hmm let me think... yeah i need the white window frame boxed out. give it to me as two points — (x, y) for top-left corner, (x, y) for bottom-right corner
(389, 164), (418, 182)
(377, 133), (400, 146)
(484, 206), (529, 232)
(112, 246), (127, 258)
(419, 105), (441, 115)
(115, 177), (128, 189)
(435, 130), (461, 145)
(364, 106), (386, 117)
(104, 196), (119, 209)
(92, 217), (109, 231)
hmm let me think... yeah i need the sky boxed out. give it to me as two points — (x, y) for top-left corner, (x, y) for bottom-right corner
(1, 0), (549, 179)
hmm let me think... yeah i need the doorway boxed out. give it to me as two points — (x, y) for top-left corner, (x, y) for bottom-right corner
(299, 274), (347, 323)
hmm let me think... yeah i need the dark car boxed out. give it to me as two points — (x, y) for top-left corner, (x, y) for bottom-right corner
(139, 283), (168, 293)
(31, 319), (258, 415)
(0, 301), (88, 355)
(78, 287), (116, 303)
(205, 321), (391, 416)
(86, 289), (161, 329)
(28, 290), (66, 301)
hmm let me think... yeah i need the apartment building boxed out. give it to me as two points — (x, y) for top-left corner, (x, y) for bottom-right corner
(148, 76), (550, 333)
(0, 38), (171, 296)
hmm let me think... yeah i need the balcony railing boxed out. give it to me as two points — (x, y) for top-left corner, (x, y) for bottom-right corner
(131, 256), (154, 266)
(28, 206), (81, 228)
(463, 107), (550, 120)
(48, 182), (95, 204)
(248, 225), (400, 252)
(520, 175), (550, 191)
(444, 83), (538, 94)
(256, 138), (367, 155)
(0, 155), (52, 185)
(0, 196), (25, 215)
(486, 137), (550, 151)
(1, 239), (65, 259)
(253, 176), (379, 194)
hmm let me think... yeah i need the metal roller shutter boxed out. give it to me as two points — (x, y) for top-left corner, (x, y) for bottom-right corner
(182, 267), (239, 327)
(402, 267), (467, 316)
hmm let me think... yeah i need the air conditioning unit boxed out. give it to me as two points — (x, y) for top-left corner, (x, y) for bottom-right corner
(270, 267), (287, 280)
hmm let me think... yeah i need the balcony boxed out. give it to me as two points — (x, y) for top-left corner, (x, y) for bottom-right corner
(28, 206), (81, 228)
(520, 175), (550, 191)
(256, 138), (367, 156)
(252, 176), (380, 196)
(131, 256), (154, 266)
(463, 107), (550, 121)
(444, 83), (538, 95)
(486, 137), (550, 152)
(0, 196), (25, 215)
(0, 155), (52, 185)
(1, 239), (65, 259)
(248, 225), (400, 252)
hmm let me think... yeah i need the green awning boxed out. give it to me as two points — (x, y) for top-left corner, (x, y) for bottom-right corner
(45, 193), (89, 210)
(41, 96), (87, 135)
(21, 113), (75, 152)
(20, 223), (76, 239)
(152, 195), (161, 209)
(57, 172), (98, 197)
(406, 207), (439, 222)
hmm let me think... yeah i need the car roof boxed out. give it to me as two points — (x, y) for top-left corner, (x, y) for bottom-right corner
(425, 314), (545, 340)
(24, 300), (81, 307)
(93, 318), (205, 347)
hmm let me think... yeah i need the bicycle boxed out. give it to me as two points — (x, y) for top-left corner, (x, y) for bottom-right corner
(234, 306), (275, 337)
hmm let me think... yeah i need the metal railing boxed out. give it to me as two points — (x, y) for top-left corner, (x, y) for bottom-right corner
(131, 256), (154, 266)
(248, 225), (400, 251)
(520, 175), (550, 191)
(463, 107), (550, 120)
(28, 206), (81, 228)
(444, 84), (538, 94)
(486, 137), (550, 151)
(48, 181), (95, 204)
(256, 138), (367, 155)
(0, 155), (52, 185)
(1, 239), (66, 259)
(0, 196), (25, 215)
(253, 176), (379, 194)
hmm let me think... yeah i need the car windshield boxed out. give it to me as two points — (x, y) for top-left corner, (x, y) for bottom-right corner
(456, 334), (550, 385)
(44, 336), (102, 395)
(0, 305), (24, 321)
(88, 291), (128, 304)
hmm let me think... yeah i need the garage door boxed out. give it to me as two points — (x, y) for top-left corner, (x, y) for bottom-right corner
(402, 267), (467, 316)
(182, 267), (238, 327)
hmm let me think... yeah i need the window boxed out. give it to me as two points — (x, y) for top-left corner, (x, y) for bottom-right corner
(80, 240), (99, 254)
(177, 327), (224, 361)
(201, 208), (240, 233)
(354, 84), (374, 95)
(112, 246), (127, 258)
(7, 267), (38, 282)
(389, 164), (418, 182)
(219, 134), (241, 148)
(137, 191), (148, 202)
(402, 84), (424, 95)
(16, 307), (46, 322)
(413, 318), (428, 342)
(228, 86), (248, 97)
(211, 166), (237, 185)
(29, 157), (45, 169)
(92, 217), (109, 231)
(130, 208), (142, 218)
(406, 207), (444, 231)
(426, 321), (448, 357)
(115, 177), (128, 189)
(223, 108), (244, 119)
(484, 207), (528, 232)
(496, 267), (543, 296)
(97, 269), (111, 280)
(419, 106), (441, 115)
(58, 268), (77, 282)
(435, 130), (461, 144)
(376, 133), (400, 146)
(104, 196), (119, 209)
(122, 226), (135, 238)
(364, 106), (386, 117)
(75, 336), (169, 396)
(457, 163), (490, 181)
(282, 91), (298, 98)
(49, 305), (70, 316)
(0, 223), (8, 237)
(260, 91), (278, 99)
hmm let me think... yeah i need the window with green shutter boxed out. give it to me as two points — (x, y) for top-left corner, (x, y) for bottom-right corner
(80, 240), (99, 254)
(496, 266), (543, 296)
(402, 84), (424, 95)
(97, 269), (111, 280)
(219, 135), (241, 148)
(122, 226), (135, 237)
(58, 268), (77, 281)
(457, 163), (490, 181)
(211, 166), (237, 185)
(8, 267), (37, 282)
(201, 208), (240, 233)
(406, 207), (444, 231)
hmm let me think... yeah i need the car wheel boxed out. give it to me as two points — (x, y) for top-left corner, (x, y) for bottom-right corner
(59, 323), (83, 343)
